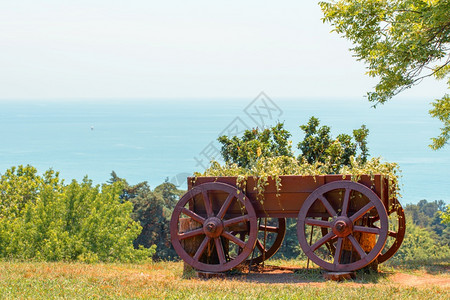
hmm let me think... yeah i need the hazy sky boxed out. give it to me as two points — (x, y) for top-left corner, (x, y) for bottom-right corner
(0, 1), (447, 100)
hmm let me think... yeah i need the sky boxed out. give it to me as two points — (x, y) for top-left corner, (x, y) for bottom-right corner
(0, 0), (448, 100)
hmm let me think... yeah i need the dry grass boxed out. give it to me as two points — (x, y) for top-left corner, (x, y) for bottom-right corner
(0, 260), (448, 299)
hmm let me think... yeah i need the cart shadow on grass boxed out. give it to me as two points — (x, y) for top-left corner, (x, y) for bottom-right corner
(224, 264), (391, 284)
(183, 263), (392, 284)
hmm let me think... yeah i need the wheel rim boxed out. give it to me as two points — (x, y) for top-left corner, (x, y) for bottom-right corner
(243, 218), (286, 264)
(297, 181), (388, 272)
(170, 182), (257, 272)
(376, 200), (406, 263)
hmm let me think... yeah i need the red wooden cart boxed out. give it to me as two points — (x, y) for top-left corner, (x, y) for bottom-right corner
(170, 175), (405, 272)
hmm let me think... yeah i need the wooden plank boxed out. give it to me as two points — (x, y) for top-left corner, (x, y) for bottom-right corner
(187, 175), (389, 215)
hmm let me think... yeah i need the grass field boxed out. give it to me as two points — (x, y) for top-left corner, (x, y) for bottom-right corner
(0, 259), (448, 299)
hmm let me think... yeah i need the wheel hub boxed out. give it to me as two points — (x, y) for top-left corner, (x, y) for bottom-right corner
(332, 217), (353, 237)
(203, 217), (223, 238)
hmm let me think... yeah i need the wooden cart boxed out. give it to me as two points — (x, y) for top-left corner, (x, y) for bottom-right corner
(170, 175), (405, 272)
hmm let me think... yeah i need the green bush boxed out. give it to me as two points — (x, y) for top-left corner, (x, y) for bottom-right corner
(441, 204), (450, 224)
(389, 220), (450, 266)
(0, 165), (155, 262)
(298, 116), (369, 172)
(218, 122), (293, 169)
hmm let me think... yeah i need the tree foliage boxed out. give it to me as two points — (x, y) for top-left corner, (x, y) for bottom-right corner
(383, 199), (450, 265)
(441, 205), (450, 224)
(217, 118), (370, 174)
(405, 199), (449, 245)
(0, 165), (155, 262)
(218, 122), (293, 169)
(203, 118), (400, 202)
(113, 174), (183, 260)
(391, 220), (450, 264)
(298, 116), (369, 172)
(320, 0), (450, 149)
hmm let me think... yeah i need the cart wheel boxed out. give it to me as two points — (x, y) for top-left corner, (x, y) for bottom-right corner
(244, 218), (286, 264)
(297, 181), (388, 272)
(170, 182), (257, 272)
(375, 200), (406, 263)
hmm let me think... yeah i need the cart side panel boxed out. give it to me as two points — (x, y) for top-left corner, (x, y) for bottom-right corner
(190, 176), (326, 217)
(382, 176), (393, 210)
(188, 175), (389, 218)
(323, 174), (389, 207)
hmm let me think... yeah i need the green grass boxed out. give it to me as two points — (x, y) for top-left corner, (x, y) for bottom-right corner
(0, 260), (448, 299)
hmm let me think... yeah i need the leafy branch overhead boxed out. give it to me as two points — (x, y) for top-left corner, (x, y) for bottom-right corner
(320, 0), (450, 149)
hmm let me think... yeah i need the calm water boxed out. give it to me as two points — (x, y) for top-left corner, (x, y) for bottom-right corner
(0, 98), (448, 204)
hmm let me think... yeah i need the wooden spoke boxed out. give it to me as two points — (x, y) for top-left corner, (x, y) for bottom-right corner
(181, 208), (205, 224)
(258, 225), (279, 232)
(311, 231), (335, 251)
(217, 193), (234, 219)
(222, 231), (246, 248)
(341, 188), (351, 217)
(193, 236), (211, 261)
(238, 232), (245, 254)
(224, 215), (249, 227)
(214, 238), (226, 265)
(305, 218), (332, 228)
(178, 228), (204, 240)
(350, 202), (374, 223)
(353, 225), (381, 235)
(388, 230), (398, 238)
(334, 237), (344, 265)
(348, 235), (366, 259)
(247, 218), (286, 265)
(202, 191), (214, 218)
(318, 195), (337, 217)
(255, 239), (265, 253)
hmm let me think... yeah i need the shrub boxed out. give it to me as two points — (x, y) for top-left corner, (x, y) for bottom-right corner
(389, 221), (450, 266)
(0, 165), (155, 262)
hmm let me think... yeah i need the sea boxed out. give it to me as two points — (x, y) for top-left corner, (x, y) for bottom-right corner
(0, 96), (448, 205)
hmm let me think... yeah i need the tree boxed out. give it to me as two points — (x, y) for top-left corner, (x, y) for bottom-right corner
(218, 122), (293, 169)
(404, 199), (449, 245)
(0, 166), (154, 262)
(392, 220), (450, 264)
(440, 204), (450, 224)
(218, 119), (369, 174)
(110, 173), (183, 260)
(0, 165), (42, 220)
(298, 116), (369, 173)
(320, 0), (450, 149)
